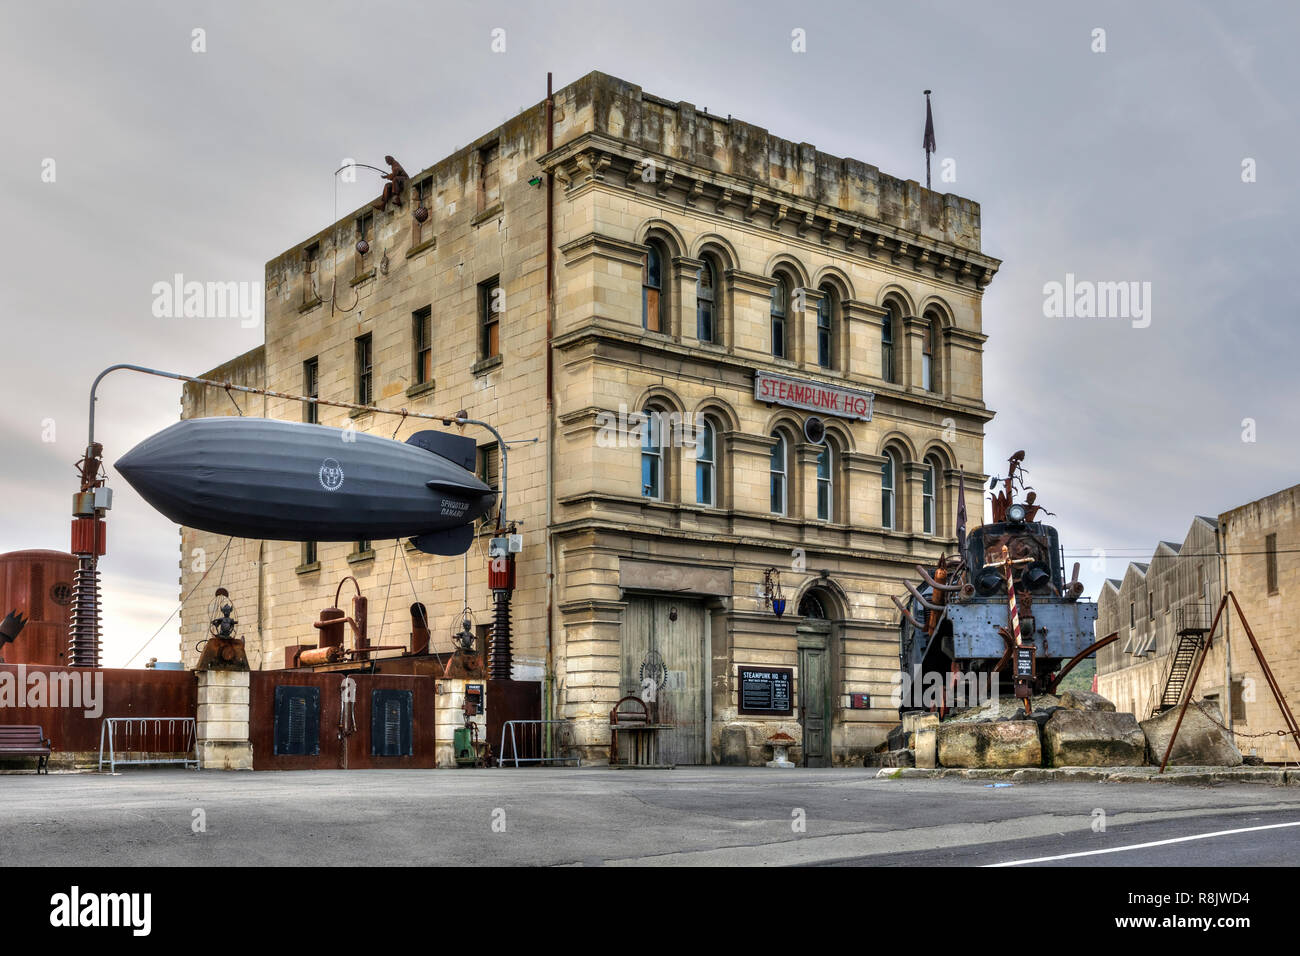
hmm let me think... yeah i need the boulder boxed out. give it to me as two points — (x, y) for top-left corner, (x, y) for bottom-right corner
(1058, 689), (1117, 712)
(947, 694), (1061, 724)
(1141, 699), (1243, 767)
(1043, 709), (1146, 767)
(937, 719), (1041, 768)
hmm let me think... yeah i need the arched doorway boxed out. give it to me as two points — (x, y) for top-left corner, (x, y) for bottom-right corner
(795, 587), (837, 767)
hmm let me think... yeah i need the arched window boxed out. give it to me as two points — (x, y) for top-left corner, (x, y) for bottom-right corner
(643, 242), (666, 332)
(882, 450), (898, 530)
(923, 313), (940, 391)
(816, 442), (833, 521)
(695, 417), (716, 507)
(798, 593), (827, 619)
(769, 431), (788, 515)
(641, 408), (663, 499)
(770, 276), (788, 359)
(816, 286), (834, 369)
(881, 303), (898, 383)
(922, 457), (938, 535)
(696, 259), (716, 343)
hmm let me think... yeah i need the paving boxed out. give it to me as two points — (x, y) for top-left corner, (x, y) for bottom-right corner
(1, 765), (1297, 867)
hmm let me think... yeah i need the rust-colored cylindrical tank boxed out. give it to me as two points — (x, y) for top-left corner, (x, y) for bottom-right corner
(0, 549), (78, 666)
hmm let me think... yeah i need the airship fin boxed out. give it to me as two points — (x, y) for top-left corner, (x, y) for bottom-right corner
(409, 524), (475, 556)
(406, 430), (476, 471)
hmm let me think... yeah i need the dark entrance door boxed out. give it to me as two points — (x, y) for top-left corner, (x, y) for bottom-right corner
(798, 626), (830, 767)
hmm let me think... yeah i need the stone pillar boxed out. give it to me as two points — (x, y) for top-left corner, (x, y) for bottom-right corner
(844, 300), (886, 380)
(901, 313), (928, 391)
(795, 441), (822, 522)
(726, 270), (777, 355)
(671, 255), (703, 342)
(801, 287), (826, 370)
(195, 670), (252, 770)
(845, 451), (885, 530)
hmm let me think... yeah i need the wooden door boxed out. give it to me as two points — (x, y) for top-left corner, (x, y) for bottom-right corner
(798, 633), (829, 767)
(622, 596), (707, 765)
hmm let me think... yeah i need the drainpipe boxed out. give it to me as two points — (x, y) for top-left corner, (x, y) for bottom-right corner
(544, 71), (557, 756)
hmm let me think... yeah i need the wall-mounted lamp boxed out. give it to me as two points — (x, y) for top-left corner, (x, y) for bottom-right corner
(763, 568), (786, 619)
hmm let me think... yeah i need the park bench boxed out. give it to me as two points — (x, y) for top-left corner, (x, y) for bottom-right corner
(0, 725), (52, 774)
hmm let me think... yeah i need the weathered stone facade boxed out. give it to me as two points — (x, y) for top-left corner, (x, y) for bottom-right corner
(1097, 487), (1299, 763)
(177, 72), (999, 766)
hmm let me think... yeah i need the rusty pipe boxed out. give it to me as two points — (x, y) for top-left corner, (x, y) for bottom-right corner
(904, 580), (944, 612)
(915, 564), (963, 591)
(891, 594), (927, 631)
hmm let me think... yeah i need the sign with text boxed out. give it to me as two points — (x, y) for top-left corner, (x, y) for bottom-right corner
(738, 666), (794, 716)
(754, 370), (874, 421)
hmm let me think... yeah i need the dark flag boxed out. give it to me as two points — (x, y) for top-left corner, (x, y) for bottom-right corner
(922, 90), (936, 189)
(956, 466), (967, 554)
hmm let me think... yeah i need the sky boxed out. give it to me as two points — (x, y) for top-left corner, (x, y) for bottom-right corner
(1, 0), (1295, 665)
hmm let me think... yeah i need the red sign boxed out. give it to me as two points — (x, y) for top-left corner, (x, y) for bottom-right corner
(754, 371), (874, 421)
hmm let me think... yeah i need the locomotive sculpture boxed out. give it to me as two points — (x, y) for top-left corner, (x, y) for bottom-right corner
(895, 451), (1098, 713)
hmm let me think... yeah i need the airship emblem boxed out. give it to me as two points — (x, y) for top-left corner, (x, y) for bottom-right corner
(319, 458), (344, 492)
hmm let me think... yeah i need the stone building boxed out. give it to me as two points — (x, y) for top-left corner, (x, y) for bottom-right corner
(177, 71), (1000, 766)
(1097, 486), (1299, 763)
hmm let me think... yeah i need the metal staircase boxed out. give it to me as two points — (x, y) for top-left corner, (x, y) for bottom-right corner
(1152, 604), (1212, 717)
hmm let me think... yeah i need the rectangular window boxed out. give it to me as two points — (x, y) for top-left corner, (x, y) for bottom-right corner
(1231, 679), (1247, 722)
(479, 276), (501, 359)
(641, 413), (662, 500)
(411, 177), (433, 243)
(302, 541), (317, 567)
(354, 538), (371, 556)
(922, 465), (936, 535)
(355, 334), (372, 406)
(478, 443), (500, 492)
(303, 357), (319, 424)
(477, 141), (500, 211)
(413, 306), (432, 385)
(303, 242), (319, 305)
(772, 315), (786, 359)
(356, 211), (373, 242)
(816, 298), (831, 368)
(1148, 591), (1153, 621)
(1266, 533), (1278, 594)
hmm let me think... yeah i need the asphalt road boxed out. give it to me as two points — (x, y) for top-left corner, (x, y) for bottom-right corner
(1, 767), (1296, 867)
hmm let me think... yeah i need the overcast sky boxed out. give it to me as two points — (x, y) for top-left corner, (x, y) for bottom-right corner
(1, 1), (1294, 665)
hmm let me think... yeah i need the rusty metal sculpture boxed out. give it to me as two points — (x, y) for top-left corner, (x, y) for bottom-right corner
(372, 155), (409, 211)
(895, 452), (1099, 714)
(196, 588), (249, 671)
(0, 609), (28, 662)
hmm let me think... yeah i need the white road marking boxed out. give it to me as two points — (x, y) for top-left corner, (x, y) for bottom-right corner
(986, 819), (1300, 866)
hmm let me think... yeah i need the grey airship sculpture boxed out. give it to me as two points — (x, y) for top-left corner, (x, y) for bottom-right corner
(115, 417), (496, 555)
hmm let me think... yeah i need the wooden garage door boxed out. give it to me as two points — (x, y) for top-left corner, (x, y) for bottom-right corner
(622, 596), (707, 765)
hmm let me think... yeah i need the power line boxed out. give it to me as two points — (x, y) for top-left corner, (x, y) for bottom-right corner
(121, 538), (233, 668)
